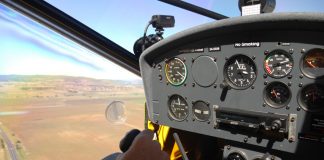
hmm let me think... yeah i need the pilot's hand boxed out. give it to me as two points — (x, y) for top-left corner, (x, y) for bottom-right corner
(118, 130), (169, 160)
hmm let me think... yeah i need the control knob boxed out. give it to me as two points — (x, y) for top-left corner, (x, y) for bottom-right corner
(271, 120), (282, 131)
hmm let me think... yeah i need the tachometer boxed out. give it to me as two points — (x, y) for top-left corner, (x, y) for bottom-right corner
(264, 82), (291, 108)
(298, 84), (324, 112)
(264, 49), (293, 78)
(168, 95), (189, 121)
(224, 54), (257, 89)
(165, 57), (187, 86)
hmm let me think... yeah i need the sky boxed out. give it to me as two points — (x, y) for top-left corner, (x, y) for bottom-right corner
(1, 0), (324, 80)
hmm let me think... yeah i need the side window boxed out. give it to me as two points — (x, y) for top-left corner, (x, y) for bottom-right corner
(0, 4), (144, 160)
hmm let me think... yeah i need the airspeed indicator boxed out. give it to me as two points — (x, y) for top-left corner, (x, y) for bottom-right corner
(165, 57), (187, 86)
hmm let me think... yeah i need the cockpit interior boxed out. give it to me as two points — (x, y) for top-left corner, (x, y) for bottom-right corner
(0, 0), (323, 160)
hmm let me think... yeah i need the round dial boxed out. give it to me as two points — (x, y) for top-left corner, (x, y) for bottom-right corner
(192, 101), (211, 121)
(224, 54), (257, 89)
(264, 82), (291, 108)
(168, 95), (189, 121)
(298, 84), (324, 112)
(264, 50), (293, 78)
(301, 48), (324, 78)
(165, 57), (187, 86)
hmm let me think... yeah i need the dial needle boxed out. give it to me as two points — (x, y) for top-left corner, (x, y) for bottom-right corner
(271, 89), (278, 98)
(235, 60), (241, 69)
(177, 71), (185, 78)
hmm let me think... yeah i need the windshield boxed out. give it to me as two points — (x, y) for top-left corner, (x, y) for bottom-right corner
(0, 3), (144, 160)
(45, 0), (324, 53)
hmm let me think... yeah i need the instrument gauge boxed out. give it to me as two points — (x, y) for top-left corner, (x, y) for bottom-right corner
(298, 84), (324, 112)
(300, 48), (324, 78)
(224, 54), (257, 89)
(264, 50), (293, 78)
(168, 95), (189, 121)
(264, 82), (291, 108)
(165, 57), (187, 86)
(192, 101), (211, 121)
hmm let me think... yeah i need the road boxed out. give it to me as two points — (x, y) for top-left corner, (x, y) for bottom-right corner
(0, 126), (18, 160)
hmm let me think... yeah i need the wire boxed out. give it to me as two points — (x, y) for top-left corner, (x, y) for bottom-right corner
(142, 21), (152, 52)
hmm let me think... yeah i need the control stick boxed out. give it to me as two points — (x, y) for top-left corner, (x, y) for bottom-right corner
(102, 129), (140, 160)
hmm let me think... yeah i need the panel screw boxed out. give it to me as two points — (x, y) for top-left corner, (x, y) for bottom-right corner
(299, 74), (304, 79)
(244, 137), (248, 143)
(264, 81), (268, 85)
(184, 83), (187, 87)
(166, 82), (169, 85)
(192, 83), (196, 87)
(263, 74), (268, 78)
(271, 155), (276, 160)
(155, 120), (159, 124)
(287, 75), (292, 79)
(227, 145), (231, 150)
(286, 106), (290, 110)
(191, 58), (195, 63)
(252, 56), (256, 60)
(251, 86), (255, 89)
(264, 50), (270, 55)
(263, 103), (267, 107)
(291, 117), (295, 122)
(192, 118), (195, 121)
(157, 64), (162, 70)
(214, 84), (217, 88)
(289, 49), (294, 54)
(158, 75), (162, 80)
(288, 82), (292, 86)
(182, 58), (186, 62)
(214, 57), (217, 62)
(299, 83), (303, 87)
(301, 49), (306, 54)
(297, 107), (301, 111)
(207, 121), (210, 124)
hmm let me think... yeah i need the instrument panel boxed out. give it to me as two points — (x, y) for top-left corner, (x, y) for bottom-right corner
(140, 13), (324, 159)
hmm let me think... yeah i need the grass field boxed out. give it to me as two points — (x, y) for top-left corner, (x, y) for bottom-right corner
(0, 75), (145, 160)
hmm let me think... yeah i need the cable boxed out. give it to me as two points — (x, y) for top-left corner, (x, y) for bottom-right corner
(142, 21), (152, 52)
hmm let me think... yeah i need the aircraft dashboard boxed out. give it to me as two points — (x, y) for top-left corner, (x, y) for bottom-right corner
(140, 13), (324, 159)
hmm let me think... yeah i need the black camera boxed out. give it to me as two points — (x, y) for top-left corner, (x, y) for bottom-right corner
(133, 15), (175, 58)
(151, 15), (175, 28)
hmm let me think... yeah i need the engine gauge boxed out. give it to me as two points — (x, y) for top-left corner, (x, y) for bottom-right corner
(224, 54), (257, 89)
(192, 101), (210, 121)
(165, 57), (187, 86)
(298, 84), (324, 112)
(168, 95), (189, 121)
(264, 50), (293, 78)
(300, 48), (324, 78)
(264, 81), (291, 108)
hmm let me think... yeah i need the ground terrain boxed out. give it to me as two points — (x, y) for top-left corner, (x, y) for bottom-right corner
(0, 75), (145, 160)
